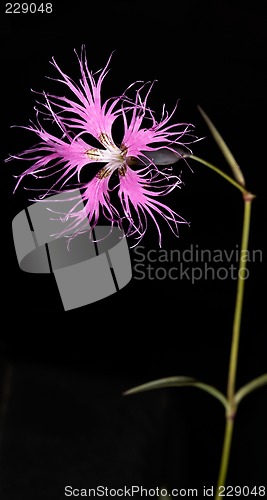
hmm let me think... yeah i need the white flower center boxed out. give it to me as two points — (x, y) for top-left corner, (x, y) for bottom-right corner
(86, 133), (128, 179)
(86, 133), (127, 164)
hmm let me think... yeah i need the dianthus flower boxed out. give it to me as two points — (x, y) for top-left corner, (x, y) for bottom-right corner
(8, 47), (196, 246)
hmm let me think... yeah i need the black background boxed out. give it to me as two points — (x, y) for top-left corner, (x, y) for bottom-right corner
(0, 1), (267, 499)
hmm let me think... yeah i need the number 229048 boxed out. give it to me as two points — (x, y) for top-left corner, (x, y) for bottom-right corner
(5, 3), (53, 13)
(218, 485), (265, 496)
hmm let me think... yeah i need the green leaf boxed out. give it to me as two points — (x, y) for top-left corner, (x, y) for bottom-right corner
(197, 105), (245, 187)
(123, 376), (195, 394)
(189, 155), (248, 195)
(124, 376), (229, 411)
(234, 373), (267, 405)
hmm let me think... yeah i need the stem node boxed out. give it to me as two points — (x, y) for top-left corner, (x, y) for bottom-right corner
(243, 192), (256, 202)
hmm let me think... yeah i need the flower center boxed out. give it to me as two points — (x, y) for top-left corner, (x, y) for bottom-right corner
(86, 133), (127, 164)
(86, 133), (128, 179)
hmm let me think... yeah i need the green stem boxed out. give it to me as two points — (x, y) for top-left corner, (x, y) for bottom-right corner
(215, 196), (254, 498)
(188, 155), (255, 497)
(215, 418), (234, 499)
(227, 199), (253, 403)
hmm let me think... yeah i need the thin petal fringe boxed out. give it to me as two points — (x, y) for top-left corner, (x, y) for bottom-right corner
(118, 166), (189, 247)
(45, 176), (121, 247)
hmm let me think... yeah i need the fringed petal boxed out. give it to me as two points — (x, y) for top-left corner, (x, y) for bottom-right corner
(118, 166), (188, 247)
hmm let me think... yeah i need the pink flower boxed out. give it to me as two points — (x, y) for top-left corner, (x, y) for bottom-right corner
(7, 46), (195, 247)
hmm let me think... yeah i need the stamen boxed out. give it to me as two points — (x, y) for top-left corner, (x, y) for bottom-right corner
(97, 166), (111, 179)
(99, 132), (115, 149)
(119, 164), (127, 176)
(120, 143), (128, 155)
(86, 148), (101, 160)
